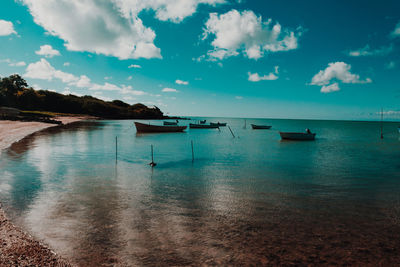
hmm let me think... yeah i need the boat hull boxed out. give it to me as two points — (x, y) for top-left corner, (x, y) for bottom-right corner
(189, 123), (219, 129)
(251, 124), (271, 129)
(279, 132), (316, 140)
(135, 122), (187, 133)
(163, 121), (178, 125)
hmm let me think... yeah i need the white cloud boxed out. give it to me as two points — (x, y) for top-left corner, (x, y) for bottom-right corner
(127, 75), (133, 80)
(162, 87), (179, 92)
(311, 62), (372, 93)
(348, 44), (393, 57)
(35, 45), (61, 58)
(63, 62), (70, 66)
(9, 61), (26, 67)
(0, 20), (17, 36)
(248, 66), (279, 82)
(320, 83), (340, 93)
(128, 64), (142, 68)
(104, 76), (112, 80)
(391, 21), (400, 38)
(25, 59), (146, 95)
(235, 96), (243, 99)
(202, 10), (302, 60)
(22, 0), (161, 60)
(175, 79), (189, 85)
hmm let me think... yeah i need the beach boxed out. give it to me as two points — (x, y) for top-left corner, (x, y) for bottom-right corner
(0, 117), (85, 266)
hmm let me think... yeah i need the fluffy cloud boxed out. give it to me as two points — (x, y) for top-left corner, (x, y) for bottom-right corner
(311, 62), (372, 93)
(35, 45), (61, 58)
(22, 0), (161, 60)
(162, 87), (179, 92)
(248, 66), (279, 82)
(202, 10), (302, 60)
(175, 79), (189, 85)
(391, 21), (400, 38)
(24, 59), (145, 95)
(128, 64), (142, 68)
(0, 20), (17, 36)
(348, 44), (393, 57)
(22, 0), (225, 60)
(9, 61), (26, 67)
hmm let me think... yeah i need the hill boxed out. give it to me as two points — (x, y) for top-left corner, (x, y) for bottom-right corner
(0, 74), (164, 119)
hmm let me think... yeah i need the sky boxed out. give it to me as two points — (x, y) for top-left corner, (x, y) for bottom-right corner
(0, 0), (399, 120)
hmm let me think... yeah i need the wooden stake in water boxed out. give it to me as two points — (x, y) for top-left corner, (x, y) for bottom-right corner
(243, 119), (247, 129)
(191, 140), (194, 162)
(149, 144), (157, 167)
(381, 108), (384, 139)
(115, 136), (118, 163)
(228, 126), (235, 138)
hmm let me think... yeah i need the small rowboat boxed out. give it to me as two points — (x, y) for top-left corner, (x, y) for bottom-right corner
(135, 122), (186, 133)
(189, 123), (219, 129)
(210, 122), (227, 127)
(163, 121), (178, 125)
(279, 131), (316, 141)
(251, 124), (271, 129)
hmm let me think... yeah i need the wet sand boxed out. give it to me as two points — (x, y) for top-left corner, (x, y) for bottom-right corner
(0, 117), (86, 266)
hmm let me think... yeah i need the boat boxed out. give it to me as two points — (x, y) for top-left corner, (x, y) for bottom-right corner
(210, 122), (227, 127)
(279, 130), (316, 141)
(134, 122), (187, 133)
(251, 124), (271, 129)
(189, 123), (219, 129)
(200, 120), (206, 124)
(163, 121), (178, 126)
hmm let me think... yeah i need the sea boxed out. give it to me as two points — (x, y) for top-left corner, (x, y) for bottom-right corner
(1, 118), (400, 265)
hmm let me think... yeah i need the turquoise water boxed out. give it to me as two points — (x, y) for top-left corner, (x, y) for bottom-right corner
(1, 118), (400, 265)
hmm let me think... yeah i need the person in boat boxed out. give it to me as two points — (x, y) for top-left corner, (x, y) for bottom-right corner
(306, 128), (311, 134)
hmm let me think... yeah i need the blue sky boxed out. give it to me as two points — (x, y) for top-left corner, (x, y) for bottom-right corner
(0, 0), (399, 120)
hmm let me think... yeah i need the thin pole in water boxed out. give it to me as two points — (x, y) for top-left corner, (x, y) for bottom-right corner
(191, 140), (194, 162)
(243, 119), (246, 129)
(115, 136), (118, 163)
(380, 107), (384, 139)
(149, 144), (156, 167)
(228, 126), (235, 138)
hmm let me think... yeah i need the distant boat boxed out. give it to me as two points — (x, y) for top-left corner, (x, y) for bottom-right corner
(210, 122), (227, 127)
(200, 120), (206, 124)
(189, 123), (219, 129)
(251, 124), (271, 130)
(163, 121), (178, 126)
(279, 130), (316, 141)
(135, 122), (187, 133)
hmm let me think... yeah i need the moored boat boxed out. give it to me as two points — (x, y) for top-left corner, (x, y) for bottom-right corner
(135, 122), (187, 133)
(189, 123), (219, 129)
(251, 124), (271, 129)
(163, 121), (178, 125)
(200, 120), (206, 124)
(210, 122), (227, 127)
(279, 130), (316, 141)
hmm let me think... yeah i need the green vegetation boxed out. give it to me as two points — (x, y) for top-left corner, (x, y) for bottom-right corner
(0, 74), (164, 119)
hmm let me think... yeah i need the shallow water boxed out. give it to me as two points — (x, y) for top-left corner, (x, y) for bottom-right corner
(1, 118), (400, 265)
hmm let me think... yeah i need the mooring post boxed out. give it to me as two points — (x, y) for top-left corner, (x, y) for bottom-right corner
(228, 126), (235, 138)
(115, 136), (118, 163)
(191, 140), (194, 162)
(150, 144), (156, 167)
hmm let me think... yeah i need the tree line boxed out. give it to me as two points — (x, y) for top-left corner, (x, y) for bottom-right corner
(0, 74), (164, 119)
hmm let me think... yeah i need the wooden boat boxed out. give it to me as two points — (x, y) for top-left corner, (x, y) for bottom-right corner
(200, 120), (206, 124)
(163, 121), (178, 125)
(210, 122), (227, 127)
(189, 123), (219, 129)
(279, 131), (316, 141)
(135, 122), (186, 133)
(251, 124), (271, 129)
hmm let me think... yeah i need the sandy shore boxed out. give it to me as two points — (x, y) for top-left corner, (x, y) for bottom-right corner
(0, 117), (87, 266)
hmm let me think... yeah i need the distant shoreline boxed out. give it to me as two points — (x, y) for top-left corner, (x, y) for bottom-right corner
(0, 116), (88, 266)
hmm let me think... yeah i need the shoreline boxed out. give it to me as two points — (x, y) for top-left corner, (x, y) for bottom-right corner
(0, 117), (88, 266)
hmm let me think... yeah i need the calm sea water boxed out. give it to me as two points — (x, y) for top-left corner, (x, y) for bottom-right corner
(1, 118), (400, 265)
